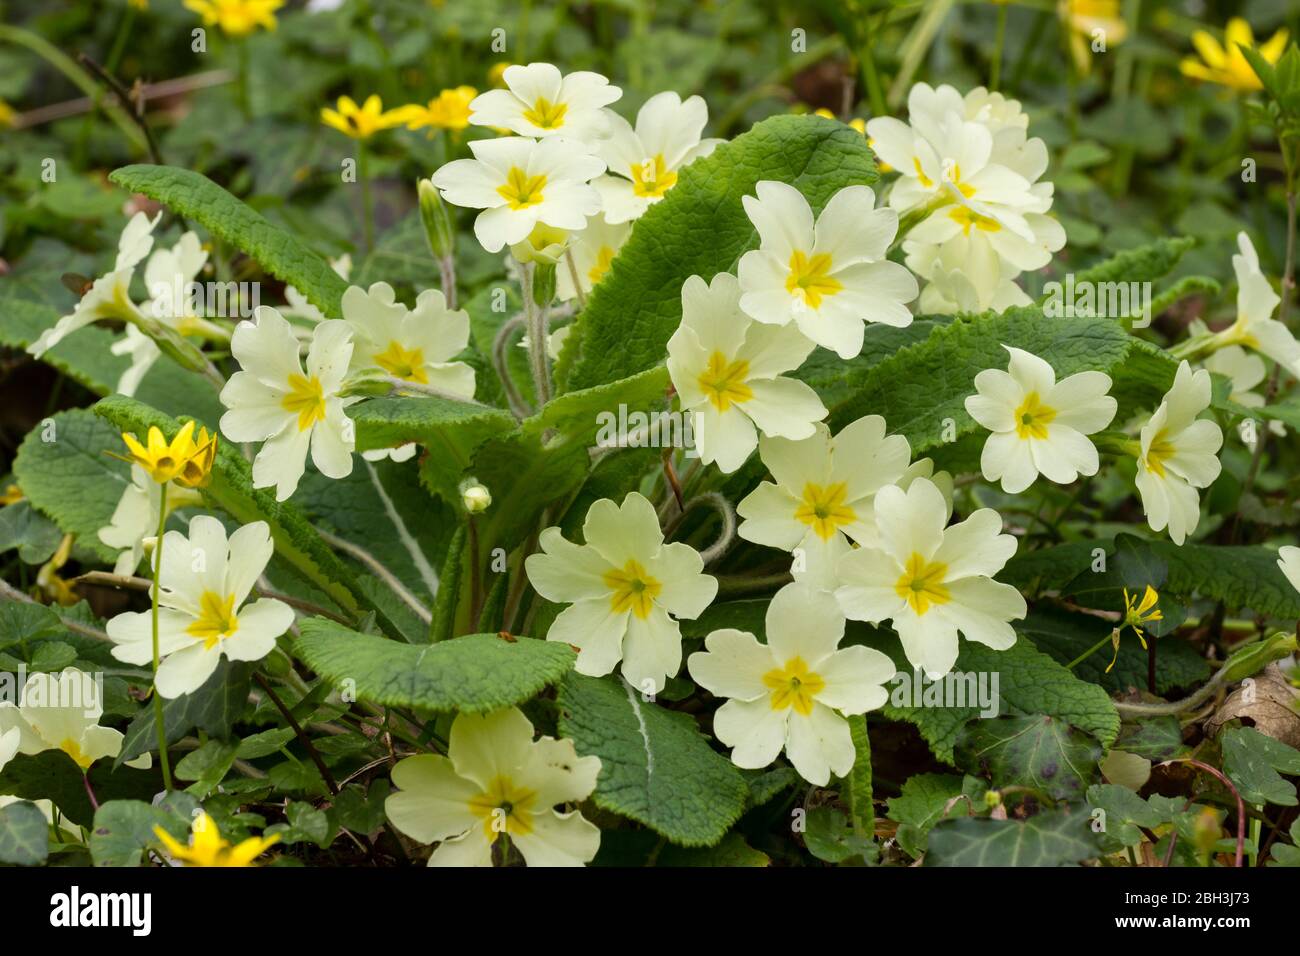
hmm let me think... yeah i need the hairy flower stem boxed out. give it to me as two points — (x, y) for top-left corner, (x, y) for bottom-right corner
(521, 263), (552, 405)
(151, 482), (173, 791)
(564, 249), (587, 310)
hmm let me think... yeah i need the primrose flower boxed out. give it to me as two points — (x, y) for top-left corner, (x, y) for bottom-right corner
(1210, 232), (1300, 377)
(469, 62), (621, 140)
(184, 0), (283, 36)
(0, 669), (149, 772)
(1277, 546), (1300, 594)
(431, 136), (604, 253)
(904, 231), (1031, 314)
(835, 478), (1025, 679)
(320, 95), (405, 139)
(737, 181), (918, 359)
(592, 91), (722, 223)
(387, 707), (601, 867)
(117, 420), (218, 489)
(395, 86), (477, 133)
(155, 812), (279, 867)
(99, 465), (204, 576)
(29, 211), (160, 357)
(525, 492), (717, 693)
(666, 272), (826, 473)
(1181, 18), (1289, 92)
(342, 282), (475, 395)
(964, 346), (1116, 494)
(220, 306), (356, 501)
(688, 583), (895, 785)
(106, 515), (294, 698)
(555, 215), (631, 301)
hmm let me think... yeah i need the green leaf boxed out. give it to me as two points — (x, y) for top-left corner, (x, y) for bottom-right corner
(468, 431), (589, 559)
(0, 751), (162, 827)
(88, 793), (200, 867)
(657, 832), (770, 866)
(1221, 726), (1300, 806)
(803, 806), (876, 864)
(925, 809), (1101, 866)
(827, 306), (1131, 460)
(0, 800), (49, 866)
(108, 164), (348, 318)
(1114, 716), (1187, 762)
(559, 114), (877, 390)
(556, 672), (748, 846)
(12, 409), (134, 563)
(293, 619), (574, 712)
(1072, 236), (1196, 286)
(956, 715), (1103, 801)
(235, 727), (297, 759)
(841, 714), (874, 838)
(117, 659), (252, 766)
(174, 740), (238, 797)
(523, 366), (671, 447)
(1086, 783), (1165, 853)
(886, 772), (988, 858)
(0, 500), (64, 564)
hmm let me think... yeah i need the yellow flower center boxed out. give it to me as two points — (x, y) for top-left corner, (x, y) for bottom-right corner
(186, 591), (240, 649)
(468, 775), (538, 842)
(374, 340), (427, 383)
(497, 167), (547, 210)
(522, 96), (567, 130)
(949, 205), (1002, 234)
(603, 559), (662, 619)
(1013, 391), (1057, 440)
(785, 251), (842, 308)
(588, 246), (616, 286)
(762, 656), (826, 716)
(794, 482), (856, 540)
(631, 154), (677, 198)
(1143, 433), (1176, 477)
(697, 352), (753, 412)
(59, 737), (94, 770)
(281, 373), (327, 432)
(894, 553), (951, 615)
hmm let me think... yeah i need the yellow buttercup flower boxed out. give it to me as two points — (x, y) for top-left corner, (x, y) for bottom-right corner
(1181, 18), (1289, 92)
(1061, 0), (1128, 74)
(0, 484), (22, 505)
(394, 86), (477, 133)
(154, 812), (279, 867)
(487, 62), (512, 87)
(320, 95), (405, 140)
(116, 421), (217, 488)
(183, 0), (283, 37)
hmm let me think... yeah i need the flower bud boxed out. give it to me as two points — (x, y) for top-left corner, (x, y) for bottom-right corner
(418, 178), (455, 259)
(459, 478), (492, 514)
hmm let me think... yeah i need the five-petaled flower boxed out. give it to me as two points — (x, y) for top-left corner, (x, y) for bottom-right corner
(320, 95), (405, 139)
(184, 0), (284, 37)
(154, 811), (280, 867)
(1181, 17), (1289, 92)
(468, 62), (621, 140)
(117, 420), (218, 489)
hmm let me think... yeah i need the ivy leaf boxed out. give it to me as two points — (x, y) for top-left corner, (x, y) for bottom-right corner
(956, 715), (1103, 801)
(0, 800), (49, 866)
(117, 659), (253, 767)
(556, 672), (748, 847)
(1086, 783), (1165, 853)
(293, 619), (574, 712)
(1221, 726), (1300, 806)
(108, 164), (349, 319)
(0, 751), (162, 827)
(886, 772), (988, 858)
(925, 809), (1101, 866)
(559, 114), (877, 391)
(804, 806), (876, 864)
(0, 500), (64, 564)
(89, 793), (200, 867)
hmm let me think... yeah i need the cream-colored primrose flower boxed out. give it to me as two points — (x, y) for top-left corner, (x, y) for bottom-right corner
(736, 415), (914, 582)
(0, 669), (149, 771)
(1181, 17), (1289, 92)
(1201, 341), (1284, 436)
(667, 273), (826, 474)
(688, 583), (895, 785)
(1211, 232), (1300, 376)
(737, 182), (917, 359)
(904, 230), (1032, 315)
(99, 465), (204, 576)
(220, 306), (356, 501)
(591, 91), (722, 224)
(386, 707), (601, 867)
(342, 282), (475, 395)
(29, 211), (160, 357)
(468, 62), (621, 140)
(1133, 361), (1223, 547)
(431, 136), (604, 253)
(965, 346), (1116, 494)
(836, 478), (1025, 678)
(1277, 546), (1300, 594)
(106, 516), (294, 698)
(525, 492), (717, 693)
(555, 214), (630, 301)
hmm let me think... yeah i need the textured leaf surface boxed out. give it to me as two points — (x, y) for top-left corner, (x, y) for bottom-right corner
(556, 672), (748, 846)
(1086, 783), (1165, 852)
(925, 809), (1100, 866)
(886, 772), (988, 858)
(956, 715), (1103, 801)
(0, 801), (48, 866)
(117, 659), (253, 765)
(0, 751), (162, 827)
(294, 619), (574, 712)
(109, 164), (348, 318)
(89, 793), (199, 867)
(560, 114), (877, 390)
(1221, 726), (1300, 806)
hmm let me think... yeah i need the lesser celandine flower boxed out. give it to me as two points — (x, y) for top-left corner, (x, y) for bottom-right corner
(395, 86), (477, 133)
(737, 181), (917, 359)
(386, 708), (601, 867)
(592, 91), (722, 224)
(29, 212), (160, 357)
(1060, 0), (1127, 74)
(469, 62), (621, 140)
(431, 136), (604, 253)
(1133, 361), (1223, 546)
(666, 273), (826, 473)
(1104, 586), (1162, 673)
(555, 214), (630, 301)
(1181, 18), (1289, 92)
(964, 345), (1116, 494)
(220, 306), (356, 501)
(525, 492), (717, 693)
(836, 478), (1025, 679)
(320, 95), (404, 139)
(117, 420), (217, 489)
(184, 0), (283, 36)
(688, 583), (895, 785)
(155, 812), (279, 867)
(106, 516), (294, 698)
(0, 669), (150, 771)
